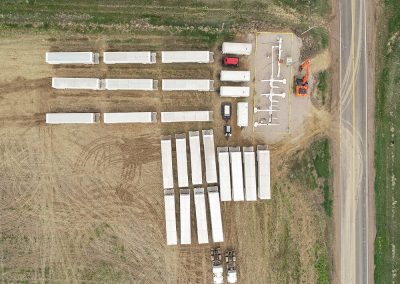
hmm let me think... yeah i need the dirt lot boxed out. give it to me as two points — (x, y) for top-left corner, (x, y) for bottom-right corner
(0, 32), (330, 283)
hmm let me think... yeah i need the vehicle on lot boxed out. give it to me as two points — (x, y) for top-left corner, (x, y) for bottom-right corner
(211, 247), (224, 284)
(221, 102), (232, 120)
(224, 125), (232, 137)
(223, 56), (239, 67)
(225, 250), (237, 283)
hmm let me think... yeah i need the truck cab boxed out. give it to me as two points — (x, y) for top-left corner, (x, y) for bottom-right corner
(225, 250), (237, 284)
(211, 248), (224, 284)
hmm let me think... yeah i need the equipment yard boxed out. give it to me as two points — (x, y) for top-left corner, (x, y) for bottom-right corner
(0, 1), (333, 283)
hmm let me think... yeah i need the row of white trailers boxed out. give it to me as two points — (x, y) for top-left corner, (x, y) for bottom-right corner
(160, 132), (271, 200)
(162, 131), (220, 245)
(164, 187), (223, 245)
(45, 44), (252, 65)
(45, 111), (213, 124)
(218, 146), (271, 201)
(51, 78), (250, 96)
(161, 131), (217, 189)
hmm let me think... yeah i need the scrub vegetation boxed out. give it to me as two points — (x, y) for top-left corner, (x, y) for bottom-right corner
(289, 138), (333, 216)
(374, 0), (400, 282)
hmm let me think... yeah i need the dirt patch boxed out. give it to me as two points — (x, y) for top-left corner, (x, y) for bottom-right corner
(0, 32), (331, 283)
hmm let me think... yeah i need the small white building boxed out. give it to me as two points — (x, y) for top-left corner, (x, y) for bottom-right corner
(220, 70), (251, 82)
(208, 186), (224, 243)
(52, 77), (102, 90)
(104, 79), (158, 90)
(161, 111), (213, 123)
(161, 51), (214, 63)
(161, 136), (174, 189)
(164, 189), (177, 245)
(162, 79), (214, 91)
(175, 134), (189, 188)
(222, 42), (252, 55)
(103, 51), (156, 64)
(237, 102), (249, 127)
(46, 113), (99, 124)
(194, 188), (209, 244)
(180, 188), (191, 245)
(217, 147), (232, 201)
(229, 147), (244, 201)
(257, 145), (271, 200)
(243, 147), (257, 201)
(103, 112), (156, 124)
(46, 52), (99, 64)
(220, 86), (250, 97)
(189, 131), (203, 185)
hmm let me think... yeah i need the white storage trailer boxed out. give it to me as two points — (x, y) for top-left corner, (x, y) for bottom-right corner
(104, 79), (158, 90)
(103, 112), (156, 124)
(164, 189), (178, 245)
(257, 145), (271, 200)
(202, 130), (218, 184)
(194, 188), (209, 244)
(46, 52), (99, 64)
(220, 70), (251, 82)
(237, 102), (249, 127)
(220, 86), (250, 97)
(46, 113), (99, 124)
(161, 136), (174, 189)
(161, 51), (214, 63)
(189, 131), (203, 185)
(175, 134), (189, 188)
(243, 147), (257, 201)
(180, 188), (191, 245)
(208, 186), (224, 243)
(52, 77), (102, 90)
(103, 51), (156, 64)
(222, 42), (252, 55)
(217, 147), (232, 201)
(229, 147), (245, 201)
(162, 79), (214, 91)
(161, 111), (213, 123)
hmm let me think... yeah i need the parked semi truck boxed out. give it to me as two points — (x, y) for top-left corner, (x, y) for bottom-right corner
(226, 250), (238, 284)
(211, 248), (223, 284)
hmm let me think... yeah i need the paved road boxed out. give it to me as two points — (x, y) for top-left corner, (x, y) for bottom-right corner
(339, 0), (369, 283)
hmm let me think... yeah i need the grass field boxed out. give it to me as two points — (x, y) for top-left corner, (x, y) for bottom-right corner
(374, 0), (400, 282)
(0, 0), (329, 54)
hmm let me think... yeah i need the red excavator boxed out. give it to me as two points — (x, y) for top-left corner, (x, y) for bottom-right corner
(295, 59), (310, 97)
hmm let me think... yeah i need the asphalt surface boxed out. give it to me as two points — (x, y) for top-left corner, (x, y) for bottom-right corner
(339, 0), (368, 283)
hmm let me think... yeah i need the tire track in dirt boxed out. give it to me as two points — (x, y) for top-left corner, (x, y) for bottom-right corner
(30, 132), (166, 281)
(0, 136), (44, 232)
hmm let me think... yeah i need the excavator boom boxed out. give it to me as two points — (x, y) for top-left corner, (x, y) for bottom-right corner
(301, 59), (310, 84)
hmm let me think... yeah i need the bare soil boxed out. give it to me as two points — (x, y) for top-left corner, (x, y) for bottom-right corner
(0, 32), (329, 283)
